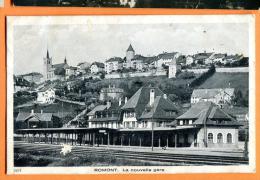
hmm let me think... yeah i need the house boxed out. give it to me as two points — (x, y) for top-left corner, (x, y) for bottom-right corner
(155, 52), (180, 69)
(130, 55), (145, 71)
(121, 86), (179, 129)
(99, 85), (124, 101)
(43, 50), (70, 81)
(105, 57), (124, 74)
(212, 53), (227, 64)
(37, 87), (55, 104)
(90, 62), (105, 74)
(15, 110), (61, 129)
(172, 101), (241, 148)
(186, 55), (194, 65)
(76, 62), (90, 75)
(191, 88), (235, 106)
(20, 72), (43, 84)
(224, 54), (244, 63)
(65, 66), (78, 78)
(77, 62), (90, 70)
(14, 75), (32, 93)
(193, 52), (214, 64)
(87, 101), (124, 129)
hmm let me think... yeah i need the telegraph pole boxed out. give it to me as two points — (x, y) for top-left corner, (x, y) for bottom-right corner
(151, 121), (154, 151)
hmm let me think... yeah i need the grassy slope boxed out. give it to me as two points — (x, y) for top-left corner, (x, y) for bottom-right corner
(199, 72), (249, 95)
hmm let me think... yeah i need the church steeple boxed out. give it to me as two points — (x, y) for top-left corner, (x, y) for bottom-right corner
(127, 44), (134, 52)
(46, 49), (50, 59)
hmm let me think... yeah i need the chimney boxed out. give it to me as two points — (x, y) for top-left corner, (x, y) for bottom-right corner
(106, 101), (111, 109)
(125, 97), (128, 104)
(41, 110), (43, 114)
(31, 109), (34, 114)
(163, 94), (167, 99)
(119, 97), (122, 106)
(150, 89), (155, 106)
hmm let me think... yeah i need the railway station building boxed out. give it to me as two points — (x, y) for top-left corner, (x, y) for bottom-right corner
(15, 86), (242, 149)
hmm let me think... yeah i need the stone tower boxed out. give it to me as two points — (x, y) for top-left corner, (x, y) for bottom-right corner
(168, 59), (179, 78)
(126, 44), (135, 68)
(43, 49), (52, 81)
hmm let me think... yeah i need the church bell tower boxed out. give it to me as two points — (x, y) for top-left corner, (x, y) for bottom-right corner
(43, 49), (52, 81)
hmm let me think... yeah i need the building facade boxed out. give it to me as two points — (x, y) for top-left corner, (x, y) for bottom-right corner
(87, 101), (123, 129)
(191, 88), (235, 106)
(15, 110), (61, 129)
(155, 52), (180, 69)
(174, 101), (240, 148)
(90, 62), (105, 74)
(37, 88), (55, 104)
(99, 85), (124, 101)
(105, 57), (124, 74)
(121, 86), (178, 129)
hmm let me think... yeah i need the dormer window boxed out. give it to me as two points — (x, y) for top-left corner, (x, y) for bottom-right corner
(179, 120), (183, 125)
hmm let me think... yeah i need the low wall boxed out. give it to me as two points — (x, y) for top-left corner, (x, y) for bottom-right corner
(216, 67), (249, 73)
(185, 67), (249, 74)
(105, 70), (167, 79)
(186, 68), (209, 74)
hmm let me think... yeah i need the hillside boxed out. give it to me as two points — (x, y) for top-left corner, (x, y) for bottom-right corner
(199, 72), (249, 95)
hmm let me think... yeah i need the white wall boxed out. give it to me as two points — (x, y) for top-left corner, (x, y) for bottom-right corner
(197, 127), (239, 148)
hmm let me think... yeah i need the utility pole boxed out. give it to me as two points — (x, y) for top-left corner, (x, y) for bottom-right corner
(151, 121), (154, 151)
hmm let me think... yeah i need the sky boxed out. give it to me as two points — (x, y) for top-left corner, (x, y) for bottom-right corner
(13, 22), (249, 75)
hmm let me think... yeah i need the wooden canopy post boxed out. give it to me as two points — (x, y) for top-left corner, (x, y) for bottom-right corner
(175, 133), (178, 148)
(107, 132), (110, 146)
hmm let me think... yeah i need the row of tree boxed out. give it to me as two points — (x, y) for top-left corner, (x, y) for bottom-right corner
(190, 65), (216, 87)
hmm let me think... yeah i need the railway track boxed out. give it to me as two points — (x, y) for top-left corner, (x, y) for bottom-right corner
(14, 142), (248, 166)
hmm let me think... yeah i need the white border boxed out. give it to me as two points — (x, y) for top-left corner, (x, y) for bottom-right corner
(6, 15), (256, 174)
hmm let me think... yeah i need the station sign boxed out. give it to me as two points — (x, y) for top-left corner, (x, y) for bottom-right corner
(99, 130), (106, 133)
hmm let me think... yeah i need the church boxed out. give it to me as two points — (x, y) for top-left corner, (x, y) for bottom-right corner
(43, 50), (69, 81)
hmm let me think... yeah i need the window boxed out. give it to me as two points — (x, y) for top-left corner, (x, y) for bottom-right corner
(208, 133), (213, 143)
(143, 121), (148, 128)
(217, 133), (223, 143)
(227, 133), (232, 144)
(159, 121), (163, 127)
(125, 122), (129, 128)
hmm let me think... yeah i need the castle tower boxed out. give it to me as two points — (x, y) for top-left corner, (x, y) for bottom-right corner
(43, 49), (52, 81)
(126, 44), (135, 68)
(168, 60), (179, 78)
